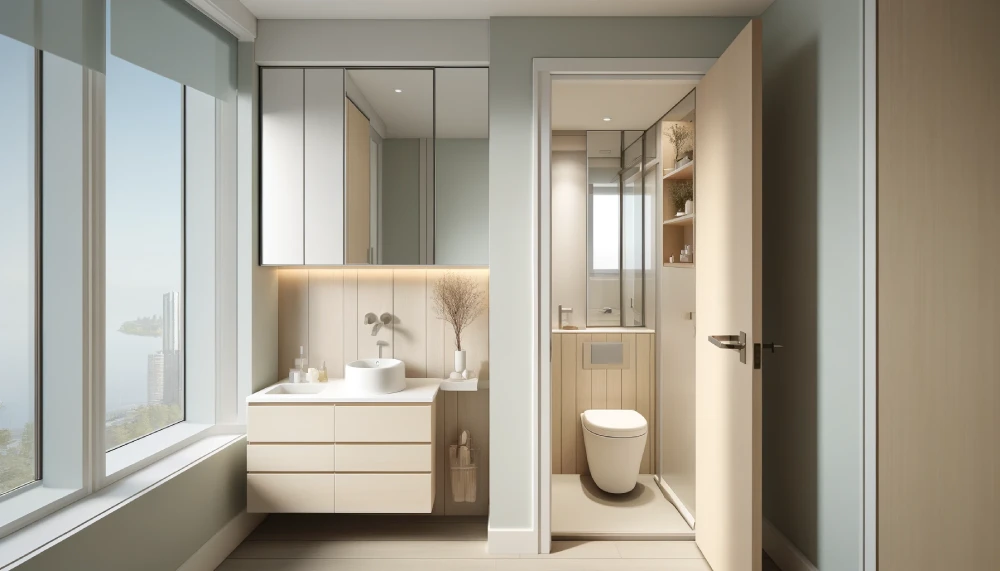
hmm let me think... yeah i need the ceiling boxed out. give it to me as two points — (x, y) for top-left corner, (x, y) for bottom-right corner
(347, 69), (488, 139)
(240, 0), (774, 19)
(552, 78), (698, 131)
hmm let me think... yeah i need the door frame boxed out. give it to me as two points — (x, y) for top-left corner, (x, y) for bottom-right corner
(863, 0), (877, 569)
(532, 57), (715, 554)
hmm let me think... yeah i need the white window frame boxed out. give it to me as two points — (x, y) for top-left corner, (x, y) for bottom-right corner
(0, 41), (241, 545)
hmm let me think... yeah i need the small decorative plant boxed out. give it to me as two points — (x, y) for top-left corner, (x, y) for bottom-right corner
(432, 272), (486, 352)
(665, 123), (693, 163)
(670, 180), (694, 214)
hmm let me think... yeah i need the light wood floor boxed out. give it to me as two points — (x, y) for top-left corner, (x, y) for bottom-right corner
(218, 515), (783, 570)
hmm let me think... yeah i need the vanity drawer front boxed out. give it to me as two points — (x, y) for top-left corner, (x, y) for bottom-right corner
(247, 405), (335, 443)
(334, 405), (431, 443)
(335, 444), (432, 472)
(247, 473), (336, 513)
(247, 444), (336, 472)
(334, 473), (433, 513)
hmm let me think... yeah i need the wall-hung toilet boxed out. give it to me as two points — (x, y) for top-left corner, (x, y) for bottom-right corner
(581, 409), (648, 494)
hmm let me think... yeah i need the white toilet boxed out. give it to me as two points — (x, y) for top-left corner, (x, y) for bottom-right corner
(581, 409), (648, 494)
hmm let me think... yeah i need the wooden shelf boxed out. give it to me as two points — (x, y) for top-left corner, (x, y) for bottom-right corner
(664, 213), (695, 227)
(663, 262), (694, 268)
(662, 161), (694, 180)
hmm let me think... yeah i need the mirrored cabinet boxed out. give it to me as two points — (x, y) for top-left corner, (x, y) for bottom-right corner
(260, 67), (488, 266)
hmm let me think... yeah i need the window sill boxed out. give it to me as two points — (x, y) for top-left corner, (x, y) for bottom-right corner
(105, 422), (213, 484)
(0, 433), (244, 568)
(0, 484), (84, 542)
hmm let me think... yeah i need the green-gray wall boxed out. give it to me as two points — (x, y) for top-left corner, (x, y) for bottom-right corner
(15, 439), (247, 571)
(761, 1), (864, 569)
(436, 139), (489, 265)
(382, 139), (422, 265)
(488, 16), (750, 533)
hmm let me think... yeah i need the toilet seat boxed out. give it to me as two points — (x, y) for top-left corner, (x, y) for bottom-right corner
(581, 409), (647, 438)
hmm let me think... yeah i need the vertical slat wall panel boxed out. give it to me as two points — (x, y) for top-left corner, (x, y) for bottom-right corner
(575, 334), (591, 475)
(277, 270), (309, 378)
(308, 270), (344, 377)
(551, 335), (563, 474)
(561, 334), (578, 474)
(606, 333), (623, 409)
(550, 331), (656, 475)
(275, 268), (490, 515)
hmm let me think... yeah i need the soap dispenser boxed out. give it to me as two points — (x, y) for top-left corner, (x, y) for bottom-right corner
(289, 346), (308, 383)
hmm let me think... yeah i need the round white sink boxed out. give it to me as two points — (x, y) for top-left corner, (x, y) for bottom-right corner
(345, 358), (406, 395)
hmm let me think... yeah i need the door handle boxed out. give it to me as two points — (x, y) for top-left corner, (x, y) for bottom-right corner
(709, 331), (748, 364)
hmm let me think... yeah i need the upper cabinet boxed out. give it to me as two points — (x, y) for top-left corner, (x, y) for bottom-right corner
(260, 67), (489, 266)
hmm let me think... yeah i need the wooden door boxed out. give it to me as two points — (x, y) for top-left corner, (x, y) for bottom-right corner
(346, 98), (371, 264)
(878, 1), (1000, 569)
(694, 19), (762, 571)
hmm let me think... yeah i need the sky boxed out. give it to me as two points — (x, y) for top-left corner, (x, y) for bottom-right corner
(0, 29), (188, 429)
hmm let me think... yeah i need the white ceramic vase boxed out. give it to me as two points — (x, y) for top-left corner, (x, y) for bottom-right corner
(685, 199), (694, 215)
(453, 350), (467, 378)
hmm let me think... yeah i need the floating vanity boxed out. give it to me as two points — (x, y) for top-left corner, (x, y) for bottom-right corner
(246, 378), (441, 514)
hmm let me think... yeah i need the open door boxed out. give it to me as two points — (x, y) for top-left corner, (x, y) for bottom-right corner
(695, 19), (762, 571)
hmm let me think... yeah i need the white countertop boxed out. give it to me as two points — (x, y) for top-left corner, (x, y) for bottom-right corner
(552, 327), (655, 334)
(247, 378), (441, 404)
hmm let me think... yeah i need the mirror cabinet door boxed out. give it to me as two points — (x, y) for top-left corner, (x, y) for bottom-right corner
(434, 68), (489, 265)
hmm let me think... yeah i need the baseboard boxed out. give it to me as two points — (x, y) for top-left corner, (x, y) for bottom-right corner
(487, 521), (537, 554)
(653, 475), (696, 529)
(763, 518), (819, 571)
(177, 510), (265, 571)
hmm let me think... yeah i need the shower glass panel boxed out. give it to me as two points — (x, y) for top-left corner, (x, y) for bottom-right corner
(585, 130), (649, 328)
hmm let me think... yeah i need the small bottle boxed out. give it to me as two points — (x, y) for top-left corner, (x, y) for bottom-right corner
(294, 346), (308, 371)
(318, 361), (329, 382)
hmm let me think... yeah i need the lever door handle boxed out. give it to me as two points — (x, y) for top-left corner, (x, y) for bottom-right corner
(709, 331), (748, 364)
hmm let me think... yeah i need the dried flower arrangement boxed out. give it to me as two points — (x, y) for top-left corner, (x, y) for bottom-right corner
(665, 123), (694, 163)
(669, 180), (694, 213)
(431, 272), (487, 351)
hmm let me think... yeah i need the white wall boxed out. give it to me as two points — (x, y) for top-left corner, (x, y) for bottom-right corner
(488, 16), (750, 547)
(254, 19), (489, 66)
(760, 1), (864, 570)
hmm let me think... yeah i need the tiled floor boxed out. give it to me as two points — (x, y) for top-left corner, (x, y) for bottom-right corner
(218, 514), (782, 571)
(552, 474), (693, 539)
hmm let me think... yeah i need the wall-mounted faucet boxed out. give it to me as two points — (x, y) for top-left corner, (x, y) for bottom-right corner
(364, 312), (392, 336)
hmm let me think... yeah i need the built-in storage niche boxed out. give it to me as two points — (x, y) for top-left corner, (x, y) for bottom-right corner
(660, 90), (696, 267)
(260, 68), (489, 266)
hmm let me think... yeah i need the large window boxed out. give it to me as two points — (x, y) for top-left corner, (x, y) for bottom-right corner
(0, 34), (37, 496)
(104, 51), (185, 450)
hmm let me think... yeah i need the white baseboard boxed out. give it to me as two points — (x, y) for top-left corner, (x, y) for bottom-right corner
(763, 518), (818, 571)
(653, 475), (696, 529)
(487, 522), (537, 554)
(177, 510), (265, 571)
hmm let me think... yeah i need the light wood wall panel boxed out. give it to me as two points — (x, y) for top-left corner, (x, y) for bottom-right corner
(878, 1), (1000, 569)
(276, 268), (490, 515)
(551, 331), (656, 475)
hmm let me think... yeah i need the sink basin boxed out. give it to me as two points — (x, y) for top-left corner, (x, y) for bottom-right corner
(345, 358), (406, 394)
(266, 383), (328, 395)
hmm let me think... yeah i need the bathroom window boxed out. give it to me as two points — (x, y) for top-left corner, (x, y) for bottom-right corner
(104, 49), (185, 450)
(0, 34), (38, 496)
(590, 191), (621, 272)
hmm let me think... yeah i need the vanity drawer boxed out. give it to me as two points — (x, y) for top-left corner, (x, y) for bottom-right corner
(335, 444), (432, 472)
(247, 405), (335, 443)
(334, 473), (433, 513)
(247, 444), (336, 472)
(247, 473), (336, 513)
(334, 405), (432, 443)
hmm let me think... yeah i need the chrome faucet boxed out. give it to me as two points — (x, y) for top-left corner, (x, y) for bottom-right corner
(364, 312), (392, 336)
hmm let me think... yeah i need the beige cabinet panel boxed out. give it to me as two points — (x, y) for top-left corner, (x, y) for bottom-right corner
(247, 405), (336, 443)
(247, 473), (336, 513)
(335, 473), (433, 513)
(335, 444), (432, 473)
(247, 444), (336, 473)
(335, 405), (432, 443)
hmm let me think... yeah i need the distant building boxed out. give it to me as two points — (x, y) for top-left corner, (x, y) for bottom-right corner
(161, 291), (183, 408)
(147, 351), (164, 404)
(163, 292), (180, 353)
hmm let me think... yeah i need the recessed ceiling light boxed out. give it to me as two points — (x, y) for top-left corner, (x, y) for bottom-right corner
(603, 117), (612, 122)
(394, 89), (403, 93)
